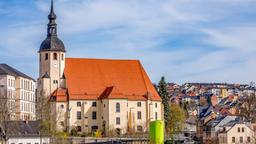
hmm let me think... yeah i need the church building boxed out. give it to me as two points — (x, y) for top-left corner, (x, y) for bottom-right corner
(37, 0), (162, 135)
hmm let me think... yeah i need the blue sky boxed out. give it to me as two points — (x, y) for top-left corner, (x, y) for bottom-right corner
(0, 0), (256, 84)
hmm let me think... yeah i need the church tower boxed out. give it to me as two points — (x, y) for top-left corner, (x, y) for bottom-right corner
(38, 0), (66, 97)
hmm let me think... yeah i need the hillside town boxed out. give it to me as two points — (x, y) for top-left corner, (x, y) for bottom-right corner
(0, 0), (255, 144)
(165, 82), (256, 143)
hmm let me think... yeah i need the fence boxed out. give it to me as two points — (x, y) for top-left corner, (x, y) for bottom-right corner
(59, 137), (150, 144)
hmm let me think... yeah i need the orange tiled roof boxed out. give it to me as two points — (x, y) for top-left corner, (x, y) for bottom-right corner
(50, 88), (68, 102)
(61, 58), (161, 101)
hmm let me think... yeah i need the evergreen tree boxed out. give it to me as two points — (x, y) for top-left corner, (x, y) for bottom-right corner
(157, 76), (171, 127)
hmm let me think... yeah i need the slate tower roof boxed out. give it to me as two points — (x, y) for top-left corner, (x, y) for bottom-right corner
(39, 0), (65, 52)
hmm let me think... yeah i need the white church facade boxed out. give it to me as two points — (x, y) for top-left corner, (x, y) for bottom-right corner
(37, 0), (163, 135)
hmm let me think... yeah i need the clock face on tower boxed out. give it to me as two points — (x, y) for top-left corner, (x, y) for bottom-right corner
(54, 62), (58, 68)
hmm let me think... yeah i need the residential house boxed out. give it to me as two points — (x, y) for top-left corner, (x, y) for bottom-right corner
(218, 122), (255, 144)
(204, 115), (237, 142)
(184, 116), (197, 137)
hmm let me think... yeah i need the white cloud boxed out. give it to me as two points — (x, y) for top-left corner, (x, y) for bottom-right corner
(0, 0), (256, 84)
(202, 26), (256, 52)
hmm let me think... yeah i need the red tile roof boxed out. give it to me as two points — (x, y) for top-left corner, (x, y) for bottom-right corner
(50, 88), (68, 102)
(53, 58), (161, 101)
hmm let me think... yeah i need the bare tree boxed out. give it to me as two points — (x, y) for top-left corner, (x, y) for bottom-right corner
(36, 90), (67, 144)
(36, 90), (53, 144)
(0, 86), (17, 144)
(239, 93), (256, 122)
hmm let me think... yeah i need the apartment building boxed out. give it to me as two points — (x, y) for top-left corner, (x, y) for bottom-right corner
(0, 64), (36, 120)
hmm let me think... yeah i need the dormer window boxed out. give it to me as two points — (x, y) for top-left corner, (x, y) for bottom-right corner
(53, 53), (57, 60)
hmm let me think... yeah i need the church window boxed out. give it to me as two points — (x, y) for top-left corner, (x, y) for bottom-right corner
(137, 102), (141, 107)
(137, 111), (142, 119)
(92, 101), (97, 107)
(92, 111), (97, 120)
(40, 54), (42, 61)
(116, 117), (120, 125)
(247, 137), (251, 142)
(155, 103), (157, 108)
(77, 102), (81, 107)
(116, 128), (121, 135)
(240, 137), (243, 143)
(62, 54), (64, 60)
(53, 53), (57, 60)
(77, 126), (82, 132)
(77, 111), (81, 120)
(137, 126), (143, 132)
(155, 112), (158, 120)
(53, 80), (58, 84)
(45, 53), (48, 60)
(116, 103), (120, 113)
(91, 126), (98, 132)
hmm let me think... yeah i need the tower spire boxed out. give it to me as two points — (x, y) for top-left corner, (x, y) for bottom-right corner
(39, 0), (65, 52)
(50, 0), (54, 14)
(47, 0), (57, 37)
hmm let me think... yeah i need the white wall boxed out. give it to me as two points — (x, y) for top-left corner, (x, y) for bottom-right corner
(7, 137), (50, 144)
(62, 99), (162, 134)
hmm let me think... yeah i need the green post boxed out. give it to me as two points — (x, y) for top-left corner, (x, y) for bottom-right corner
(150, 120), (164, 144)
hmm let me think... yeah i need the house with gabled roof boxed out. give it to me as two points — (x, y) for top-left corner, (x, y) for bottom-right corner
(218, 121), (255, 144)
(204, 115), (237, 142)
(37, 0), (162, 135)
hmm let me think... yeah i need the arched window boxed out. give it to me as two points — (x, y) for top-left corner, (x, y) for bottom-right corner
(137, 126), (143, 132)
(91, 126), (98, 132)
(116, 103), (120, 113)
(116, 128), (121, 135)
(45, 53), (48, 60)
(62, 54), (64, 60)
(77, 126), (82, 132)
(53, 53), (57, 60)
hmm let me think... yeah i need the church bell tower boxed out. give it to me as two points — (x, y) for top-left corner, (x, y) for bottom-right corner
(38, 0), (66, 97)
